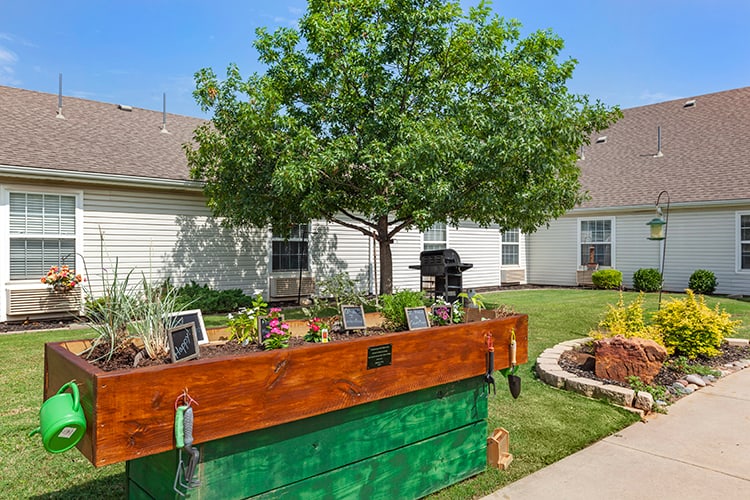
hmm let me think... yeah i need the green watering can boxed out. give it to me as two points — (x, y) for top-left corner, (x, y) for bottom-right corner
(29, 381), (86, 453)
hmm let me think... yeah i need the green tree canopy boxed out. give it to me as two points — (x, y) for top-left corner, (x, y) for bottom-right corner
(186, 0), (620, 294)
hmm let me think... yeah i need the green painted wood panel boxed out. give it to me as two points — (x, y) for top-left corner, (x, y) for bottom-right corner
(258, 421), (487, 500)
(128, 378), (487, 499)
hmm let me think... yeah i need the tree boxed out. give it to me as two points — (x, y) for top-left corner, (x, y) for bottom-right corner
(185, 0), (619, 295)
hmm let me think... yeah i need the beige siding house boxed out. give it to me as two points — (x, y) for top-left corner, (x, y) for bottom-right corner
(0, 86), (520, 322)
(529, 87), (750, 296)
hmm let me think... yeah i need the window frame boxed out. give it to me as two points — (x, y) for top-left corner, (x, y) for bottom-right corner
(422, 222), (448, 252)
(577, 217), (615, 269)
(270, 223), (310, 273)
(501, 229), (520, 267)
(737, 212), (750, 273)
(1, 186), (84, 284)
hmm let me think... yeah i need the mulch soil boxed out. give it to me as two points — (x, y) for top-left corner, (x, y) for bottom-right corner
(70, 327), (391, 372)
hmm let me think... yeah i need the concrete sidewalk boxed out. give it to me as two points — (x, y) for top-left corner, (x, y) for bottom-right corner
(483, 367), (750, 500)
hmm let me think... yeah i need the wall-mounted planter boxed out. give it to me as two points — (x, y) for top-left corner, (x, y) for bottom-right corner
(44, 315), (527, 497)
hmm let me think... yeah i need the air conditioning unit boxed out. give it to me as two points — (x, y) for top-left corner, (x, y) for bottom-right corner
(7, 288), (82, 317)
(269, 277), (315, 299)
(501, 269), (526, 284)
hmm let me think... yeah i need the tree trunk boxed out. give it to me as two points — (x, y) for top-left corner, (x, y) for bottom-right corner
(377, 215), (393, 295)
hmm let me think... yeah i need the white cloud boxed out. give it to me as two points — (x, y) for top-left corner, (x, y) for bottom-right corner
(0, 46), (20, 85)
(639, 90), (681, 105)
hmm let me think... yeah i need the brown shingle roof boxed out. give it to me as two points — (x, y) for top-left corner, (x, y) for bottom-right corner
(578, 86), (750, 209)
(0, 85), (204, 182)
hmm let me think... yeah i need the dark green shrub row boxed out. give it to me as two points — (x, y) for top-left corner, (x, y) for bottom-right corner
(591, 269), (622, 290)
(631, 268), (718, 295)
(172, 281), (254, 314)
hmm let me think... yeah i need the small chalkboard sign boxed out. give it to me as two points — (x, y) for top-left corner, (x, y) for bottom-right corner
(405, 307), (431, 330)
(166, 309), (208, 345)
(341, 304), (367, 330)
(167, 322), (200, 363)
(257, 315), (284, 344)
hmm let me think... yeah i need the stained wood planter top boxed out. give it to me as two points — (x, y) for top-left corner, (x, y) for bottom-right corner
(44, 314), (528, 467)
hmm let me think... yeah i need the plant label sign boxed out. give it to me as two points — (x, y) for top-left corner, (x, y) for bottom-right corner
(405, 307), (431, 330)
(166, 309), (208, 345)
(168, 322), (200, 363)
(341, 305), (366, 330)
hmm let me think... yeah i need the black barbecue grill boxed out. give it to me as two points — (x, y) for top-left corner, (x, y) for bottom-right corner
(409, 249), (473, 302)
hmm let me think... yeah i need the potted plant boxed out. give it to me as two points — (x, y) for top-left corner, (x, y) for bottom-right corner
(41, 265), (84, 292)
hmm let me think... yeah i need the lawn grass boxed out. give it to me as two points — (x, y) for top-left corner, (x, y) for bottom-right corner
(2, 289), (748, 498)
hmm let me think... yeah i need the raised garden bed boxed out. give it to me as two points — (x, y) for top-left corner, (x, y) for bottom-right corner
(44, 314), (527, 497)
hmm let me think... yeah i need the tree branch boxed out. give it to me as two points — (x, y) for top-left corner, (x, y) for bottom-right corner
(387, 217), (414, 240)
(330, 215), (377, 239)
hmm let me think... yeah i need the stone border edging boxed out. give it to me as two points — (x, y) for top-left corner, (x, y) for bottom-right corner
(535, 337), (750, 415)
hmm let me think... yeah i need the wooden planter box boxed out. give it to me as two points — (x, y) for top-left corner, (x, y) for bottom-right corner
(45, 315), (527, 496)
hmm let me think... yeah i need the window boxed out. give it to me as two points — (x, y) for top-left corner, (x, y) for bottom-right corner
(740, 214), (750, 271)
(423, 222), (447, 251)
(9, 192), (77, 280)
(272, 224), (309, 272)
(580, 219), (612, 267)
(502, 229), (520, 266)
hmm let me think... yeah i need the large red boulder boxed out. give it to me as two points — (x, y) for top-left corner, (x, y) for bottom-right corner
(594, 335), (668, 384)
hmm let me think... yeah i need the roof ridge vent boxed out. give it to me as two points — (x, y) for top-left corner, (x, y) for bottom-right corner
(595, 135), (607, 144)
(683, 99), (696, 108)
(118, 104), (133, 111)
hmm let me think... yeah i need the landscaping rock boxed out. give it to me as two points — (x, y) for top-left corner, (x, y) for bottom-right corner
(594, 335), (668, 384)
(685, 383), (699, 392)
(633, 391), (654, 412)
(672, 382), (689, 394)
(685, 374), (706, 387)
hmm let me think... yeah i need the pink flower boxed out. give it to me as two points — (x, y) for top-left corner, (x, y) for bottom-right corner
(311, 324), (320, 332)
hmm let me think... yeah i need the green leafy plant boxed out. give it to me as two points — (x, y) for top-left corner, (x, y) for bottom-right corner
(318, 273), (370, 311)
(632, 268), (662, 292)
(458, 291), (486, 310)
(379, 289), (428, 331)
(652, 290), (741, 359)
(664, 356), (720, 377)
(171, 280), (254, 314)
(127, 278), (185, 360)
(689, 269), (717, 295)
(591, 269), (622, 290)
(84, 253), (140, 361)
(627, 376), (670, 413)
(590, 292), (664, 345)
(227, 294), (268, 344)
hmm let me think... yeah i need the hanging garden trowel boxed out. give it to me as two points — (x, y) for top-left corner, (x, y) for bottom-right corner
(507, 330), (521, 399)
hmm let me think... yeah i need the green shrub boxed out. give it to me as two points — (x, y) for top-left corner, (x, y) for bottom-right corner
(689, 269), (717, 295)
(651, 290), (741, 359)
(317, 272), (370, 310)
(172, 281), (254, 314)
(632, 268), (662, 292)
(379, 289), (428, 331)
(590, 292), (663, 345)
(591, 269), (622, 290)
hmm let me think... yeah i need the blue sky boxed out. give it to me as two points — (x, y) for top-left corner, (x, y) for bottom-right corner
(1, 0), (749, 117)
